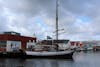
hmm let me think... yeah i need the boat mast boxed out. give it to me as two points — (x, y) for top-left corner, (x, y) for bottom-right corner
(56, 0), (59, 40)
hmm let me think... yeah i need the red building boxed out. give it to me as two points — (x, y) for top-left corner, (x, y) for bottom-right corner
(0, 31), (36, 52)
(70, 41), (83, 48)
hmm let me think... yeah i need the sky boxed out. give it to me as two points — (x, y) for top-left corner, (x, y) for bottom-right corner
(0, 0), (100, 41)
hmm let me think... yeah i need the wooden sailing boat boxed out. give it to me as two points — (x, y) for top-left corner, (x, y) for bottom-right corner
(25, 0), (74, 59)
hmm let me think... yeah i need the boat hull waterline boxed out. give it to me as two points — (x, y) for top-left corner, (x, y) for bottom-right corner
(25, 50), (74, 59)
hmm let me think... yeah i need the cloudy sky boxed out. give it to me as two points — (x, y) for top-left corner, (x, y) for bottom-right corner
(0, 0), (100, 41)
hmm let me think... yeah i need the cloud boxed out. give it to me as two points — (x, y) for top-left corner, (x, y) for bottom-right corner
(0, 0), (100, 41)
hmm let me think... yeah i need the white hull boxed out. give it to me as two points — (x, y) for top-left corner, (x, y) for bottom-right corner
(26, 50), (73, 56)
(25, 50), (74, 59)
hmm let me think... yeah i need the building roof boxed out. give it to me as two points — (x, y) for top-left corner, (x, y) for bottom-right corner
(4, 31), (21, 36)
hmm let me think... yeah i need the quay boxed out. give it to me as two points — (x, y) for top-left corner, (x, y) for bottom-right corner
(0, 50), (26, 58)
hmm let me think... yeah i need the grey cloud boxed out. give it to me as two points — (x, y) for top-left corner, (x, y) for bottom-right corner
(0, 0), (100, 40)
(1, 0), (56, 18)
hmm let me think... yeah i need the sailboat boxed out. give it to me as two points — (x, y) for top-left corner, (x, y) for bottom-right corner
(25, 0), (74, 59)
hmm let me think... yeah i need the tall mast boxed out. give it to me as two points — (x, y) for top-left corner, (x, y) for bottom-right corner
(56, 0), (59, 40)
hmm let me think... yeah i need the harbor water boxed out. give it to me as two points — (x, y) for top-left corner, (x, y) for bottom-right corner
(0, 51), (100, 67)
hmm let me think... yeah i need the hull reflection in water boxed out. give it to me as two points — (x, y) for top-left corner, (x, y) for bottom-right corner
(0, 59), (73, 67)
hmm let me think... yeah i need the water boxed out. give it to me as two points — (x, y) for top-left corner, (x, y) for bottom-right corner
(0, 51), (100, 67)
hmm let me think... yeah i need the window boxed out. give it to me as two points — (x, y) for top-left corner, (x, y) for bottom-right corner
(0, 41), (6, 48)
